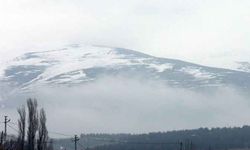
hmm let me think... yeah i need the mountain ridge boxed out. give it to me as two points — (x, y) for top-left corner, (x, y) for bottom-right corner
(1, 44), (250, 92)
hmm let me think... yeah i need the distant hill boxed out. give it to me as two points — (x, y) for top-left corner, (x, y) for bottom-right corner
(54, 126), (250, 150)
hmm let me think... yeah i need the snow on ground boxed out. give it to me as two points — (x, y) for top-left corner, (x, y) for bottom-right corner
(0, 62), (5, 78)
(236, 62), (250, 73)
(180, 66), (216, 80)
(1, 45), (177, 86)
(1, 44), (249, 91)
(148, 63), (173, 72)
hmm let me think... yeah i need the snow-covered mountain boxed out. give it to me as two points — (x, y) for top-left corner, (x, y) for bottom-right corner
(1, 44), (250, 92)
(236, 62), (250, 73)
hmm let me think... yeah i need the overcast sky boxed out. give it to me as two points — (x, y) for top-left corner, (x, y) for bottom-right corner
(0, 0), (250, 68)
(1, 0), (250, 135)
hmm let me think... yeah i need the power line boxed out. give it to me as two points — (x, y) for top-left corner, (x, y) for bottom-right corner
(49, 131), (73, 137)
(2, 118), (184, 149)
(7, 124), (19, 133)
(77, 142), (85, 150)
(5, 121), (73, 138)
(9, 122), (18, 126)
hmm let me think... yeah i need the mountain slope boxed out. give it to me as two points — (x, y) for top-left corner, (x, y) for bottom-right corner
(1, 44), (250, 91)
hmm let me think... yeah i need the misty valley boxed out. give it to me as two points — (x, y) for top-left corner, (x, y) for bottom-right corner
(1, 1), (250, 150)
(2, 98), (250, 150)
(1, 45), (250, 150)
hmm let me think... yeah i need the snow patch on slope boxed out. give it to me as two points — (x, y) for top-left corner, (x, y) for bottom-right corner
(2, 44), (250, 92)
(236, 62), (250, 73)
(148, 63), (173, 72)
(3, 44), (176, 89)
(180, 67), (216, 80)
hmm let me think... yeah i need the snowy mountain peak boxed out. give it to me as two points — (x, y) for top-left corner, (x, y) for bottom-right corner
(1, 44), (250, 91)
(236, 61), (250, 73)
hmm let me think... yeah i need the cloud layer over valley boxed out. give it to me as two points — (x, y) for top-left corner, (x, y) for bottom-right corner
(1, 76), (249, 136)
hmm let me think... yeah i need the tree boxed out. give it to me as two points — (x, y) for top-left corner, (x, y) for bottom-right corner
(27, 98), (39, 150)
(0, 131), (3, 150)
(17, 105), (26, 150)
(0, 131), (3, 146)
(37, 108), (48, 150)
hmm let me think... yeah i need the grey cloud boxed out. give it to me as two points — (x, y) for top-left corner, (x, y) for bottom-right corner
(0, 0), (250, 68)
(1, 76), (250, 136)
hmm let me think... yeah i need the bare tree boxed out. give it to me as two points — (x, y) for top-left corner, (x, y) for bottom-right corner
(0, 131), (3, 146)
(0, 131), (3, 150)
(17, 105), (26, 150)
(37, 108), (48, 150)
(27, 98), (39, 150)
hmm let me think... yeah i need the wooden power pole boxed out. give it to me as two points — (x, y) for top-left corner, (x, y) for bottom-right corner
(4, 116), (10, 142)
(72, 135), (80, 150)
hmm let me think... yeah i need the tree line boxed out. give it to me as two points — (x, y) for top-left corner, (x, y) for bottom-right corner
(0, 98), (53, 150)
(86, 126), (250, 150)
(54, 126), (250, 150)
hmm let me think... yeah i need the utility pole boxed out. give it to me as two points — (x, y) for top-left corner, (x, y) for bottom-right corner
(4, 116), (10, 142)
(72, 135), (80, 150)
